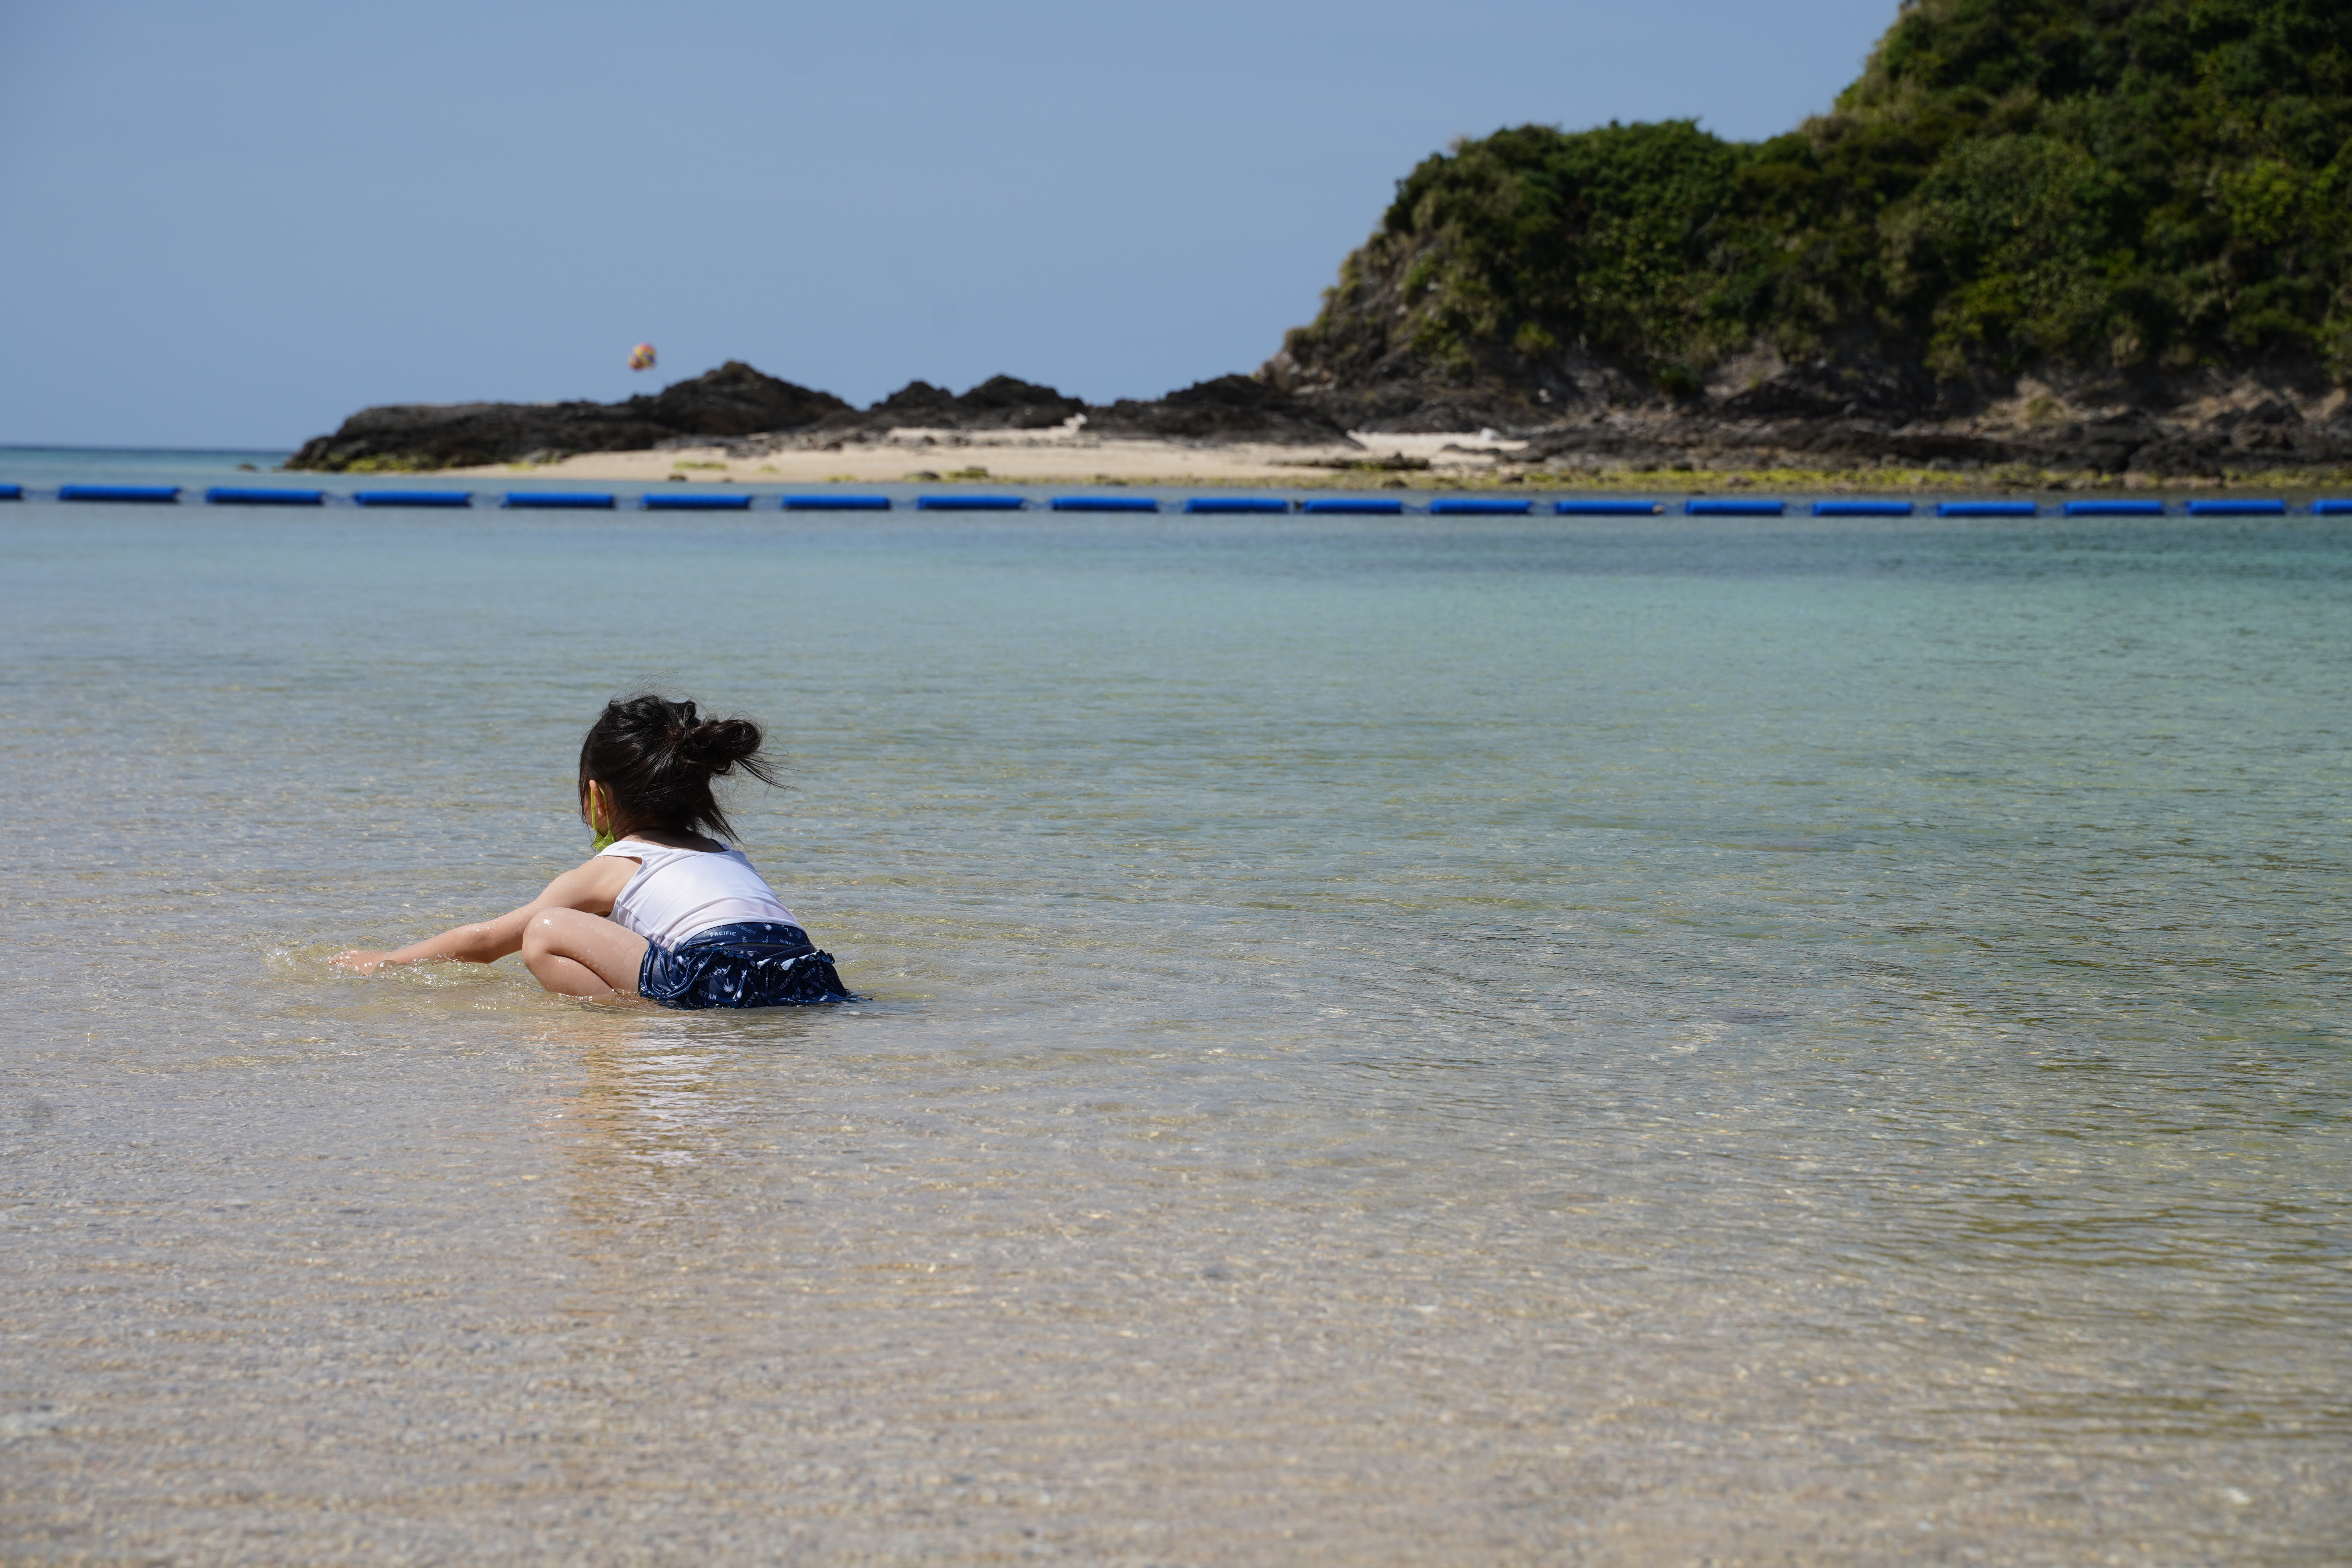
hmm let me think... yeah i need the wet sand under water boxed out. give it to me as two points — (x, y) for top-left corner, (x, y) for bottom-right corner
(2, 494), (2347, 1564)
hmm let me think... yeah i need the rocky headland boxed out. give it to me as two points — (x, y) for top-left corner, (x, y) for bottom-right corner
(1264, 0), (2352, 484)
(291, 0), (2350, 487)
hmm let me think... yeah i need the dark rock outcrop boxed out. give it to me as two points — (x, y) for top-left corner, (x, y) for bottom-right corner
(289, 400), (664, 472)
(1084, 375), (1353, 446)
(1495, 387), (2352, 478)
(288, 361), (851, 470)
(289, 364), (1366, 470)
(638, 360), (852, 436)
(860, 375), (1085, 430)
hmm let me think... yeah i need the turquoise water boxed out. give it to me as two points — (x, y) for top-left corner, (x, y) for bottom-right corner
(3, 484), (2347, 1563)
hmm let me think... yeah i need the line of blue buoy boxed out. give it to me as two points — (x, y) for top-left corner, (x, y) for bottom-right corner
(5, 484), (2348, 516)
(58, 484), (181, 503)
(353, 490), (472, 507)
(782, 494), (891, 510)
(916, 495), (1025, 511)
(1049, 495), (1160, 512)
(1431, 497), (1533, 515)
(503, 492), (615, 510)
(204, 485), (324, 506)
(1555, 499), (1662, 515)
(1183, 497), (1289, 514)
(641, 492), (752, 511)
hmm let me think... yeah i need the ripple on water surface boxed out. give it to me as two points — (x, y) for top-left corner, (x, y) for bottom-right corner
(2, 504), (2347, 1563)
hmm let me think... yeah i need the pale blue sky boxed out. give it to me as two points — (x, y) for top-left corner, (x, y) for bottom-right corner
(0, 0), (1898, 448)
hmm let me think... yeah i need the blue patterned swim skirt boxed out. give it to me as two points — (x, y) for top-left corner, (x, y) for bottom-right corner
(637, 921), (853, 1010)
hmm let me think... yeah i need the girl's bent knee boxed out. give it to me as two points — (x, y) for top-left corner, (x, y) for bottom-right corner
(520, 911), (566, 960)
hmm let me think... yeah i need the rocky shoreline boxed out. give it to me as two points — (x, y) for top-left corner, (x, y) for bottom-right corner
(1486, 397), (2352, 483)
(1270, 342), (2352, 482)
(285, 364), (1357, 472)
(289, 354), (2352, 486)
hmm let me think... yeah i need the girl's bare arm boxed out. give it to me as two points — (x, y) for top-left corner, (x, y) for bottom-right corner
(333, 858), (637, 973)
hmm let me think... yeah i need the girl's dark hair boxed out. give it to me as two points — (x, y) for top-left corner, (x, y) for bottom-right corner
(578, 693), (778, 842)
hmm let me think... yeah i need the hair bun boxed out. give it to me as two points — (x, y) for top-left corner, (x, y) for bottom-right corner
(581, 692), (780, 842)
(678, 715), (762, 773)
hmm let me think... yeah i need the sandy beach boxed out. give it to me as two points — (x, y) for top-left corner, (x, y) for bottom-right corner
(424, 424), (2343, 495)
(444, 426), (1526, 486)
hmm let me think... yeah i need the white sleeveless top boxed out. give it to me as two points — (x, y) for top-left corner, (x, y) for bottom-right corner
(597, 838), (798, 949)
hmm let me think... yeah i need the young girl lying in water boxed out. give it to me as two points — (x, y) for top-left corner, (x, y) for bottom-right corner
(334, 694), (851, 1008)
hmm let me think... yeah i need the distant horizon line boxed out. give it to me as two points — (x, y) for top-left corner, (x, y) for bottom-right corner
(0, 442), (295, 456)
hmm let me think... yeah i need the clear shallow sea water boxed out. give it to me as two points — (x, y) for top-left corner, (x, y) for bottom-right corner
(2, 477), (2347, 1565)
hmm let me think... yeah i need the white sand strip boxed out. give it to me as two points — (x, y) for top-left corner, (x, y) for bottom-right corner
(439, 430), (1526, 486)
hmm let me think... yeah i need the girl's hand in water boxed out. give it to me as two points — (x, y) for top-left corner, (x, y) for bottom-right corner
(327, 858), (635, 981)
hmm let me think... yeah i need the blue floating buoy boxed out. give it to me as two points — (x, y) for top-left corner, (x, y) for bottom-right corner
(2185, 498), (2286, 516)
(1049, 495), (1160, 512)
(1301, 498), (1405, 515)
(1429, 497), (1533, 515)
(0, 483), (22, 501)
(1553, 498), (1661, 515)
(503, 492), (616, 509)
(2062, 499), (2165, 517)
(1936, 500), (2038, 517)
(1810, 500), (1914, 517)
(1685, 498), (1786, 516)
(352, 490), (473, 507)
(916, 494), (1025, 511)
(641, 491), (752, 510)
(59, 484), (180, 503)
(2314, 498), (2352, 515)
(204, 486), (324, 506)
(1182, 497), (1289, 514)
(780, 494), (891, 511)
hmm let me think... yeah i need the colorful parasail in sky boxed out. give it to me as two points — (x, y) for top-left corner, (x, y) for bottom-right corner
(628, 343), (657, 371)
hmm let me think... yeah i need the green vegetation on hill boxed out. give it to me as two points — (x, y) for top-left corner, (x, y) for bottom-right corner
(1278, 0), (2352, 401)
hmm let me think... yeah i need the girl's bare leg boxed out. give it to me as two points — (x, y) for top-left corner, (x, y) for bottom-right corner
(520, 908), (649, 998)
